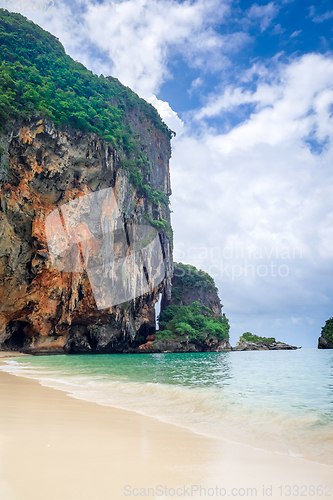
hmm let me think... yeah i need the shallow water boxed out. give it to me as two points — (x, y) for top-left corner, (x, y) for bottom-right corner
(2, 348), (333, 466)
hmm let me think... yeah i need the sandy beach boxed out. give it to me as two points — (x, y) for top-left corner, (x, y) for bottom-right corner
(0, 353), (332, 500)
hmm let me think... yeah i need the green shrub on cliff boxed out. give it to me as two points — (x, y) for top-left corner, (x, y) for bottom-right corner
(320, 318), (333, 344)
(144, 214), (173, 247)
(0, 9), (172, 144)
(171, 263), (218, 306)
(157, 301), (230, 343)
(174, 263), (217, 290)
(240, 332), (277, 344)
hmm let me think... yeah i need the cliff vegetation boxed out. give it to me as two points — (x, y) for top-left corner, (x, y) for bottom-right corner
(239, 332), (280, 345)
(0, 9), (171, 140)
(136, 263), (231, 353)
(157, 301), (230, 342)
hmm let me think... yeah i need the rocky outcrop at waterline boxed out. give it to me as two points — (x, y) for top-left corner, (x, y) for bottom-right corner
(134, 263), (232, 353)
(233, 340), (298, 351)
(233, 333), (298, 351)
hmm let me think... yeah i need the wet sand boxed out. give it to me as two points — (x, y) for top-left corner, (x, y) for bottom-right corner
(0, 354), (332, 500)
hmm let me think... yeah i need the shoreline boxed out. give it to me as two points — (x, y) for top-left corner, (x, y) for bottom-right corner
(0, 353), (332, 499)
(0, 344), (304, 358)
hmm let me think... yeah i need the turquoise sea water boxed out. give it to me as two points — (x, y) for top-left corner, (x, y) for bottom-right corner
(2, 348), (333, 466)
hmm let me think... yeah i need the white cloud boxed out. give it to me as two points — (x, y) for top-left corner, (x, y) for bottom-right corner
(188, 77), (204, 97)
(290, 30), (302, 38)
(196, 54), (333, 152)
(80, 0), (234, 97)
(271, 23), (285, 35)
(248, 2), (280, 32)
(148, 96), (184, 137)
(310, 9), (333, 23)
(179, 30), (251, 74)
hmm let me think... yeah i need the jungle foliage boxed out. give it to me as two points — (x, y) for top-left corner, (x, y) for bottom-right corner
(0, 9), (172, 217)
(0, 9), (172, 143)
(239, 332), (279, 344)
(171, 262), (219, 304)
(157, 301), (230, 343)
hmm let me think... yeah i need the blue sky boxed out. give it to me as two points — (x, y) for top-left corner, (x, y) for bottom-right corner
(9, 0), (333, 347)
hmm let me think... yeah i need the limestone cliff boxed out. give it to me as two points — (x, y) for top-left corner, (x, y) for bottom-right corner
(0, 11), (175, 354)
(166, 262), (223, 316)
(0, 113), (172, 355)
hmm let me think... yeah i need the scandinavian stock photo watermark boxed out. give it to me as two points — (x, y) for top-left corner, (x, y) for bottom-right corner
(45, 187), (166, 309)
(174, 244), (303, 281)
(123, 484), (332, 497)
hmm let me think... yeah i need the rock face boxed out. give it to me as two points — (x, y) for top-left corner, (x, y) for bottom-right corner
(318, 318), (333, 349)
(0, 116), (173, 353)
(318, 335), (333, 349)
(136, 337), (231, 354)
(166, 262), (223, 317)
(233, 339), (298, 351)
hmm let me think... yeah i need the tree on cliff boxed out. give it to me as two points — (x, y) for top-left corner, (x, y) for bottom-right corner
(156, 263), (230, 349)
(0, 10), (171, 142)
(157, 301), (230, 343)
(0, 9), (172, 211)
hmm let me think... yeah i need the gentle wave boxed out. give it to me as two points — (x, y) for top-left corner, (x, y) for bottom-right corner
(1, 350), (333, 467)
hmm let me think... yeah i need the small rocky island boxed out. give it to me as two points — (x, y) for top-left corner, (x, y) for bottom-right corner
(233, 332), (298, 351)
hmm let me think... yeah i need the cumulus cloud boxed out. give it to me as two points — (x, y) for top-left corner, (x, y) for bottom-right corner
(310, 8), (333, 23)
(247, 2), (280, 32)
(196, 53), (333, 151)
(82, 0), (206, 97)
(18, 0), (246, 99)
